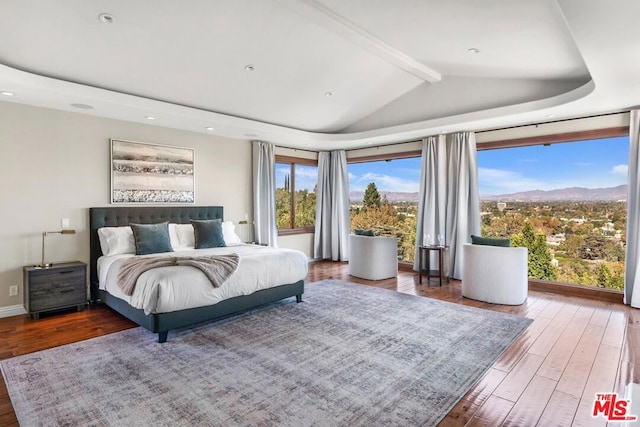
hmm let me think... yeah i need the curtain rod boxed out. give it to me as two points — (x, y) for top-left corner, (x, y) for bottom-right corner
(276, 110), (629, 153)
(475, 110), (627, 134)
(274, 146), (318, 154)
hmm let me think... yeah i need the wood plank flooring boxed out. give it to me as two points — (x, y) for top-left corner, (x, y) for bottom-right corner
(0, 260), (637, 426)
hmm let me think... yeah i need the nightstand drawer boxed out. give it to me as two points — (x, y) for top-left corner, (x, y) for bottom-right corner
(29, 269), (85, 288)
(29, 285), (85, 311)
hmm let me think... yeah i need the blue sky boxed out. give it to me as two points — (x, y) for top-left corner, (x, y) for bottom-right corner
(275, 164), (318, 192)
(278, 137), (629, 196)
(348, 159), (422, 193)
(477, 137), (628, 195)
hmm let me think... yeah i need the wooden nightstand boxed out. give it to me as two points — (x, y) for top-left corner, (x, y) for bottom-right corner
(23, 261), (87, 319)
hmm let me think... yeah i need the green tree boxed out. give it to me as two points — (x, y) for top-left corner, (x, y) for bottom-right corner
(294, 189), (316, 227)
(362, 182), (381, 210)
(275, 188), (291, 228)
(596, 262), (610, 288)
(512, 221), (557, 281)
(579, 236), (607, 260)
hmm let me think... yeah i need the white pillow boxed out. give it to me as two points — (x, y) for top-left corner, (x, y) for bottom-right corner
(222, 221), (243, 245)
(97, 226), (135, 256)
(168, 223), (195, 250)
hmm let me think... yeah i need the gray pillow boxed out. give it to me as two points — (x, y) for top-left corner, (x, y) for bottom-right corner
(354, 229), (375, 237)
(192, 219), (226, 249)
(130, 222), (173, 255)
(471, 234), (511, 247)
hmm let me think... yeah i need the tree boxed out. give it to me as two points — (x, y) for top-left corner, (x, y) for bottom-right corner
(560, 235), (584, 258)
(579, 236), (607, 260)
(275, 188), (291, 228)
(596, 262), (610, 288)
(294, 189), (316, 227)
(362, 182), (381, 210)
(512, 221), (557, 281)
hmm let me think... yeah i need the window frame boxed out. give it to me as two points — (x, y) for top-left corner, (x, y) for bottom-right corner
(275, 155), (318, 236)
(476, 125), (629, 294)
(347, 150), (422, 265)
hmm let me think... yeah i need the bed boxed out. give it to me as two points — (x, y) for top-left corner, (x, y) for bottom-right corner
(89, 206), (306, 343)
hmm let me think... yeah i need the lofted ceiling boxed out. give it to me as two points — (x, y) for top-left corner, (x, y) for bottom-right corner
(0, 0), (637, 150)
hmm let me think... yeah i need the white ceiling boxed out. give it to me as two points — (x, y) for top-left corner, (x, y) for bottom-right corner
(0, 0), (637, 150)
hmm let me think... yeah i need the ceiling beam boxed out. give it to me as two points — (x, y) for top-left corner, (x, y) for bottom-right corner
(277, 0), (442, 83)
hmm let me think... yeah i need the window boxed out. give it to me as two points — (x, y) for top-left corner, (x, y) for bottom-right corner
(477, 130), (628, 290)
(275, 156), (317, 234)
(348, 153), (421, 262)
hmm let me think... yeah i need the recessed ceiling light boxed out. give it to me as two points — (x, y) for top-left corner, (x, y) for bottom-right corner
(244, 64), (255, 72)
(1, 91), (15, 96)
(205, 127), (214, 131)
(467, 48), (480, 54)
(98, 13), (115, 24)
(145, 116), (155, 120)
(324, 91), (333, 97)
(70, 103), (94, 110)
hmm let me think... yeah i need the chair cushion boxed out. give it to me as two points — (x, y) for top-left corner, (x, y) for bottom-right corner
(471, 234), (511, 247)
(354, 229), (375, 236)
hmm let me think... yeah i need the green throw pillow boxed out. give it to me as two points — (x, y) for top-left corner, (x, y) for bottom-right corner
(130, 222), (173, 255)
(471, 234), (511, 247)
(354, 229), (375, 237)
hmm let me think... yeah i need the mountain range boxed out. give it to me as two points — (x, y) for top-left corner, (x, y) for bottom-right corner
(349, 185), (627, 203)
(480, 184), (627, 202)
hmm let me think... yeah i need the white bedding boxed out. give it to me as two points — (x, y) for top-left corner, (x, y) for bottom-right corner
(98, 244), (308, 315)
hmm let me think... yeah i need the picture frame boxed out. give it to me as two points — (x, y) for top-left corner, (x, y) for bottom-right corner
(110, 139), (195, 204)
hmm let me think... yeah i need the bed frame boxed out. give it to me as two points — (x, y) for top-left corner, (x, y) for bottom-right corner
(89, 206), (304, 343)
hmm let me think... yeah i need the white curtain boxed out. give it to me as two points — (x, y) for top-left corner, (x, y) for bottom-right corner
(446, 132), (481, 279)
(414, 132), (481, 279)
(314, 150), (350, 261)
(625, 110), (640, 306)
(414, 135), (446, 264)
(252, 141), (278, 247)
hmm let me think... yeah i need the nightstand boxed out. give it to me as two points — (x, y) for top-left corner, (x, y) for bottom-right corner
(23, 261), (87, 319)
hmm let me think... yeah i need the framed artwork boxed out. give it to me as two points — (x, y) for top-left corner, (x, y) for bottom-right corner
(110, 139), (194, 204)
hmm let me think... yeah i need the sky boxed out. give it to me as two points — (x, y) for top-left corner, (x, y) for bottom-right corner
(477, 136), (628, 195)
(277, 136), (630, 196)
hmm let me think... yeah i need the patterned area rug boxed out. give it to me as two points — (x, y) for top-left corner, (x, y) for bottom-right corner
(1, 279), (531, 426)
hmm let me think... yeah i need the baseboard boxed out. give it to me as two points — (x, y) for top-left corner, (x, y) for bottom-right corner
(0, 304), (27, 319)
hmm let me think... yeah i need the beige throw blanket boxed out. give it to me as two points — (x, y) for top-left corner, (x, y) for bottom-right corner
(117, 254), (239, 296)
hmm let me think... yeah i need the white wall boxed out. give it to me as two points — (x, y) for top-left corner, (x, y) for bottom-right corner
(0, 101), (253, 311)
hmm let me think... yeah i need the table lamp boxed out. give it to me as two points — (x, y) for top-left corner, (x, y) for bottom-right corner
(36, 229), (76, 268)
(238, 219), (254, 244)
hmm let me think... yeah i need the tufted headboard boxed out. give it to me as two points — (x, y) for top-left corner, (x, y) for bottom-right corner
(89, 206), (223, 302)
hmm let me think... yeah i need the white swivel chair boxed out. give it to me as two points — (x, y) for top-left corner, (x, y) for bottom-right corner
(461, 243), (528, 305)
(349, 234), (398, 280)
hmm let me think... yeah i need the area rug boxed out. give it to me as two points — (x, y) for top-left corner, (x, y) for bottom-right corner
(1, 279), (531, 426)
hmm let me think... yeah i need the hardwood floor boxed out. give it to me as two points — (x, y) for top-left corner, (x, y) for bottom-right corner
(0, 261), (636, 426)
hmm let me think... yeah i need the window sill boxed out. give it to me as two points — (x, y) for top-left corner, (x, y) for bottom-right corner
(528, 279), (623, 304)
(278, 227), (314, 236)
